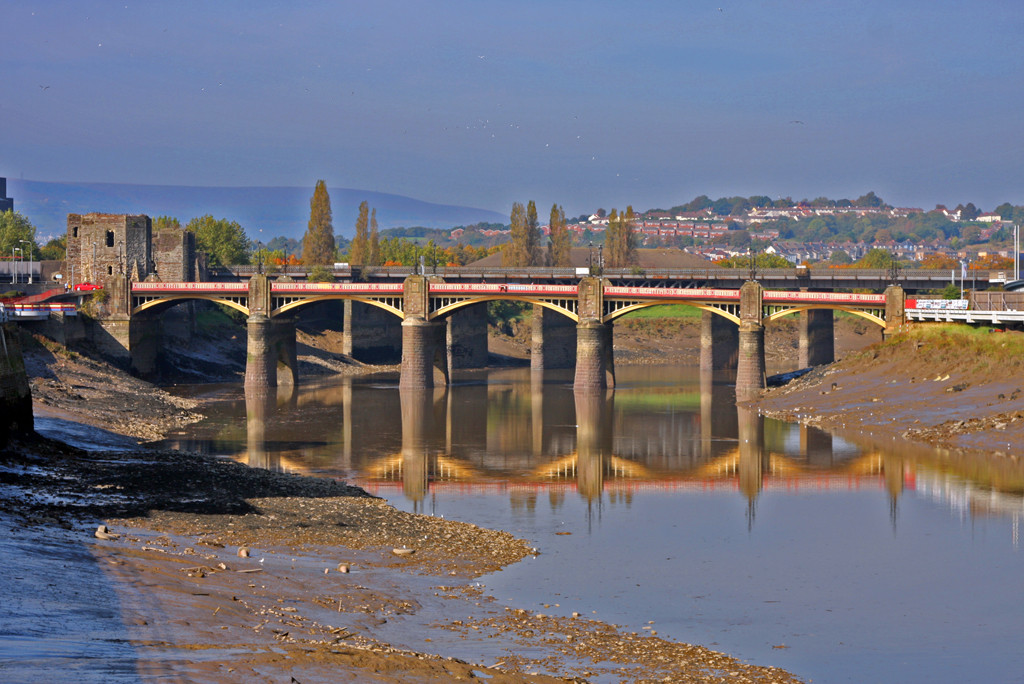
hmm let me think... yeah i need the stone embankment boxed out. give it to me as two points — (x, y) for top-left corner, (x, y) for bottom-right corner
(0, 324), (34, 446)
(757, 324), (1024, 456)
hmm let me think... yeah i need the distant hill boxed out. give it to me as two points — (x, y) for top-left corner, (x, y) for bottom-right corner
(7, 179), (507, 240)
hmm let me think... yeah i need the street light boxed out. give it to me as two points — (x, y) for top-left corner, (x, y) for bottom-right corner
(13, 248), (22, 285)
(19, 240), (31, 284)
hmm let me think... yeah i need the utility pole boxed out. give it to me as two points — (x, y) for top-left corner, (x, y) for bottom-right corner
(1016, 224), (1021, 282)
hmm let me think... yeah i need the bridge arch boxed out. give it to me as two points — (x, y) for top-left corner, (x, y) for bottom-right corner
(429, 295), (579, 322)
(763, 304), (885, 328)
(271, 294), (405, 320)
(601, 301), (740, 325)
(132, 294), (250, 317)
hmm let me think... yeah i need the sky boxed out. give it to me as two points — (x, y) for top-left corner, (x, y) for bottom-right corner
(3, 0), (1024, 218)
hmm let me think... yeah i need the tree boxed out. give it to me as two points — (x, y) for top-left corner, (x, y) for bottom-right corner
(503, 201), (541, 267)
(368, 208), (380, 266)
(718, 253), (793, 268)
(185, 216), (250, 266)
(154, 216), (181, 231)
(874, 228), (894, 243)
(548, 204), (572, 267)
(526, 200), (540, 263)
(349, 201), (369, 265)
(920, 253), (959, 270)
(995, 202), (1015, 220)
(0, 210), (37, 261)
(39, 235), (66, 261)
(856, 248), (896, 269)
(829, 250), (852, 265)
(303, 180), (335, 266)
(604, 206), (638, 268)
(726, 230), (751, 248)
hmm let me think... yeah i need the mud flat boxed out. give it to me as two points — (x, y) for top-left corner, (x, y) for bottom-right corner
(0, 439), (804, 683)
(756, 324), (1024, 458)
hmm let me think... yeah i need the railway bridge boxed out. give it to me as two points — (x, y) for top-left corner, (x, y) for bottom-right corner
(110, 272), (907, 397)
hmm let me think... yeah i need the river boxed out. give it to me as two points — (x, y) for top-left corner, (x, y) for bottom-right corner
(154, 365), (1024, 684)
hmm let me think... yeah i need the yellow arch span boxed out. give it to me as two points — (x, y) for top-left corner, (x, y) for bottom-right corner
(602, 301), (740, 325)
(429, 295), (578, 322)
(272, 295), (405, 319)
(132, 294), (250, 316)
(764, 304), (885, 327)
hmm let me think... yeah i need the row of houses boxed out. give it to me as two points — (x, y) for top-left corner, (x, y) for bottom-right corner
(588, 206), (1014, 226)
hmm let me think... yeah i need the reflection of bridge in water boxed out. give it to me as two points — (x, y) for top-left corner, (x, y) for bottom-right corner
(344, 379), (912, 508)
(230, 369), (1024, 527)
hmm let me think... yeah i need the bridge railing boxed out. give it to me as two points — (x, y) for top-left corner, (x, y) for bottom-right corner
(208, 264), (987, 281)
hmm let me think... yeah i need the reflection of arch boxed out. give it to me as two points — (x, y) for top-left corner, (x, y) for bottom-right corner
(532, 454), (653, 480)
(132, 294), (250, 316)
(429, 295), (578, 322)
(271, 294), (404, 319)
(763, 305), (885, 327)
(602, 301), (739, 325)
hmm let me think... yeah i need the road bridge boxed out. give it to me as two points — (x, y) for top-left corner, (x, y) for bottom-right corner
(121, 274), (908, 397)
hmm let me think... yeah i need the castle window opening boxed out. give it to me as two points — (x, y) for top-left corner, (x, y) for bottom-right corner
(108, 266), (113, 275)
(72, 227), (79, 238)
(106, 231), (115, 247)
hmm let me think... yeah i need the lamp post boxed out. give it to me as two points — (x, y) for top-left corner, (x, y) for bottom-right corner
(13, 248), (22, 285)
(598, 244), (603, 276)
(19, 240), (32, 284)
(10, 246), (15, 285)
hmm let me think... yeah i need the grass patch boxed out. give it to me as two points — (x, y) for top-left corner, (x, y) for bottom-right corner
(855, 323), (1024, 375)
(619, 304), (702, 319)
(27, 333), (78, 360)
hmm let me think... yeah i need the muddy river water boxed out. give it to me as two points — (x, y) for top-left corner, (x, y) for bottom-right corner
(154, 365), (1024, 684)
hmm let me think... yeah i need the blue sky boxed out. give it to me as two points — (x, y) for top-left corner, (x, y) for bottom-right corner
(3, 0), (1023, 217)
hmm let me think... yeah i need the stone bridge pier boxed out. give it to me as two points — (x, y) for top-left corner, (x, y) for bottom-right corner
(574, 278), (616, 390)
(700, 310), (739, 371)
(400, 275), (449, 389)
(244, 274), (298, 390)
(799, 308), (835, 368)
(735, 281), (766, 402)
(532, 305), (577, 372)
(446, 303), (488, 375)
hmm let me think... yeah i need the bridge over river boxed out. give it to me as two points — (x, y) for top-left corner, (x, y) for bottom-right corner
(113, 273), (910, 397)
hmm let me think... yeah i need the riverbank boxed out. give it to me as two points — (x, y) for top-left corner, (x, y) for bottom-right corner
(757, 324), (1024, 457)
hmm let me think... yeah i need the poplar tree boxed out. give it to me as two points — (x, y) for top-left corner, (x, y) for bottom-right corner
(548, 203), (572, 267)
(526, 200), (540, 265)
(606, 205), (638, 268)
(503, 202), (530, 267)
(368, 207), (380, 267)
(604, 209), (620, 268)
(350, 201), (369, 265)
(302, 180), (335, 266)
